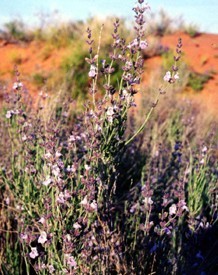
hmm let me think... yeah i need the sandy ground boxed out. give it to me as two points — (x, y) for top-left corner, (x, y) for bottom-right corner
(0, 33), (217, 115)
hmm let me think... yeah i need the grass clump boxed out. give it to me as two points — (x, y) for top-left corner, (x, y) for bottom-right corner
(184, 23), (200, 38)
(187, 71), (213, 91)
(31, 72), (47, 88)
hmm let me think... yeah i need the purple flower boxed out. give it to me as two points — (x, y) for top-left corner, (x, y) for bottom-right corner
(38, 217), (46, 224)
(143, 197), (153, 205)
(106, 106), (114, 116)
(65, 254), (77, 268)
(140, 40), (148, 49)
(202, 146), (207, 153)
(38, 231), (47, 244)
(42, 176), (52, 186)
(80, 196), (88, 206)
(174, 72), (179, 80)
(29, 247), (39, 259)
(163, 71), (171, 82)
(6, 110), (12, 119)
(73, 222), (82, 229)
(20, 233), (28, 240)
(88, 65), (97, 78)
(56, 192), (66, 204)
(169, 204), (177, 215)
(48, 265), (55, 273)
(90, 200), (98, 211)
(13, 81), (23, 90)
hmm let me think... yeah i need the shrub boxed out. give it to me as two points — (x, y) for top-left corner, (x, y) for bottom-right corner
(0, 1), (217, 274)
(184, 23), (200, 38)
(31, 72), (47, 88)
(187, 71), (213, 91)
(2, 20), (31, 42)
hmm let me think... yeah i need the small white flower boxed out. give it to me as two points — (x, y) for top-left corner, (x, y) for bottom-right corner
(52, 165), (60, 177)
(174, 72), (179, 80)
(106, 106), (114, 116)
(38, 231), (47, 244)
(64, 189), (71, 199)
(44, 152), (52, 159)
(13, 110), (19, 115)
(122, 89), (128, 97)
(15, 204), (24, 210)
(200, 158), (205, 164)
(57, 192), (65, 204)
(13, 82), (23, 90)
(42, 177), (52, 186)
(125, 61), (133, 68)
(80, 196), (88, 206)
(66, 165), (72, 172)
(20, 233), (28, 240)
(22, 135), (27, 141)
(95, 124), (102, 132)
(38, 217), (46, 224)
(6, 110), (12, 118)
(5, 197), (10, 205)
(84, 164), (91, 171)
(178, 200), (189, 212)
(163, 71), (171, 82)
(132, 38), (138, 47)
(90, 200), (98, 211)
(73, 222), (82, 229)
(140, 40), (148, 49)
(29, 247), (39, 259)
(48, 265), (55, 273)
(65, 234), (71, 242)
(55, 151), (62, 158)
(182, 204), (189, 212)
(202, 146), (207, 153)
(88, 65), (97, 78)
(169, 204), (177, 215)
(130, 203), (138, 213)
(107, 116), (113, 124)
(69, 135), (76, 142)
(143, 197), (153, 205)
(65, 254), (77, 267)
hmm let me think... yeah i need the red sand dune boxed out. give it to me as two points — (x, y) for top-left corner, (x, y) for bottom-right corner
(0, 33), (217, 116)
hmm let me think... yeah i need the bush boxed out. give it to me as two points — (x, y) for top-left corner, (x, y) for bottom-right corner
(187, 71), (213, 91)
(0, 1), (217, 274)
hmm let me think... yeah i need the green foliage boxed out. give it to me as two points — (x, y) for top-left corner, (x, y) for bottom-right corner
(187, 158), (210, 219)
(161, 49), (174, 70)
(3, 20), (29, 41)
(9, 52), (23, 65)
(32, 72), (47, 87)
(61, 45), (89, 100)
(187, 71), (213, 91)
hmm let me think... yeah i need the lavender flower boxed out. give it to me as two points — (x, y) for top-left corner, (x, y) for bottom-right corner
(12, 81), (23, 90)
(38, 231), (47, 244)
(65, 254), (77, 268)
(42, 176), (52, 186)
(140, 40), (148, 49)
(88, 65), (97, 78)
(169, 204), (177, 215)
(29, 247), (39, 259)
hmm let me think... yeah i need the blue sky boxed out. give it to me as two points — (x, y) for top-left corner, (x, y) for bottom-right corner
(0, 0), (217, 33)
